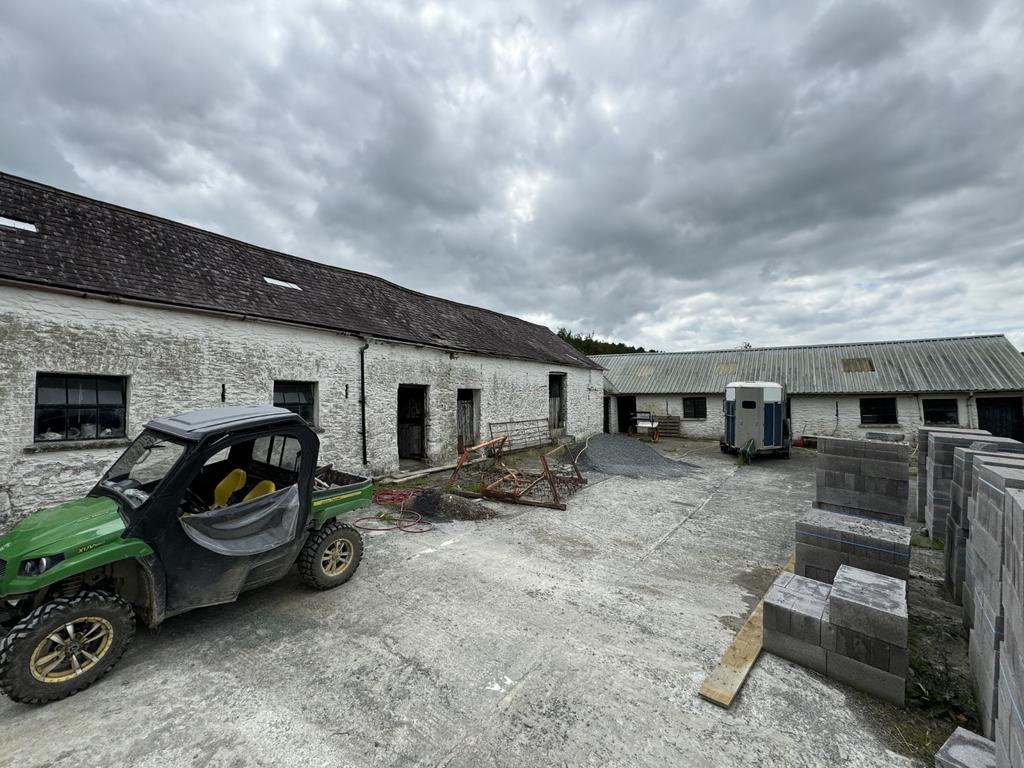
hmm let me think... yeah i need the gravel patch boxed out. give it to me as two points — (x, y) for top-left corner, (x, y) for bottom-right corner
(576, 433), (696, 479)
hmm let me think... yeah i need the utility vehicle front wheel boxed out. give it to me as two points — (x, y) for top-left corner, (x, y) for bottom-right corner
(298, 522), (363, 590)
(0, 591), (135, 704)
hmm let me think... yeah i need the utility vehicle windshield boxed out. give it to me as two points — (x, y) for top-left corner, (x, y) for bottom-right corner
(96, 430), (187, 509)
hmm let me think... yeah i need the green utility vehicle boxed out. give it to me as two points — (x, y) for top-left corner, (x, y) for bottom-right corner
(0, 405), (372, 704)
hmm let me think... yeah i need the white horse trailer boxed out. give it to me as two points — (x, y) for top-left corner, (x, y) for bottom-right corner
(721, 381), (791, 458)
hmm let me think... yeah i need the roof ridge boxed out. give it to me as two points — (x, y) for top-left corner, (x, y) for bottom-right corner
(590, 334), (1010, 358)
(0, 171), (553, 333)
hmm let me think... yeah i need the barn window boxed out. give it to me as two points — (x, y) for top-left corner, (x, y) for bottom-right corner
(273, 381), (316, 425)
(923, 398), (959, 425)
(682, 397), (707, 419)
(842, 357), (876, 373)
(859, 397), (898, 425)
(34, 374), (127, 442)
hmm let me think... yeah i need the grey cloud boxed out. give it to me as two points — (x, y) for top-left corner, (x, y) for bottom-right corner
(0, 0), (1022, 352)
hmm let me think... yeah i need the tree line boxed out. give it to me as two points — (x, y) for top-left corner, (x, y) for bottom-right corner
(555, 328), (654, 355)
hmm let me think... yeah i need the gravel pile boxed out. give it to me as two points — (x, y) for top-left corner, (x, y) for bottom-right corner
(576, 434), (695, 479)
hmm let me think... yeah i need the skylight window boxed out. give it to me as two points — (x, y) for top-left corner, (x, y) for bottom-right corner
(842, 357), (875, 373)
(0, 215), (37, 233)
(264, 276), (301, 290)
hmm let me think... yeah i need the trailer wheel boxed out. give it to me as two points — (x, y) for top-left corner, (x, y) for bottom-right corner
(298, 521), (364, 590)
(0, 591), (135, 704)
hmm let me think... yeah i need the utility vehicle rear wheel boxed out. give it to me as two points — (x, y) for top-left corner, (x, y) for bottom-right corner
(0, 591), (135, 704)
(298, 522), (363, 590)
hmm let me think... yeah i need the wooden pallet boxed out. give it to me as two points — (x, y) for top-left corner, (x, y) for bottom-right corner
(698, 555), (795, 708)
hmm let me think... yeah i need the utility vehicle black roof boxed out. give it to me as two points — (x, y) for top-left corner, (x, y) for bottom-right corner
(146, 406), (302, 441)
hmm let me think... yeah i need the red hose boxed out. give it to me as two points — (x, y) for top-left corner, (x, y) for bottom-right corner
(357, 488), (434, 533)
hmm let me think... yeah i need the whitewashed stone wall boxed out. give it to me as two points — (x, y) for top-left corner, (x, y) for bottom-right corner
(789, 394), (974, 442)
(634, 394), (725, 439)
(620, 391), (1022, 445)
(0, 286), (602, 529)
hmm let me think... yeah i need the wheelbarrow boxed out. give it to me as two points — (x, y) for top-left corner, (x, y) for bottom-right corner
(628, 411), (660, 442)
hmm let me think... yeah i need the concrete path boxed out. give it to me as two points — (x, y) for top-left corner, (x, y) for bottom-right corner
(1, 442), (921, 767)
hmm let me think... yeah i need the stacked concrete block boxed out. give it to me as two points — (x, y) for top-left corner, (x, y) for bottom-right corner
(967, 469), (1024, 739)
(997, 490), (1024, 767)
(960, 454), (1024, 625)
(918, 427), (992, 525)
(763, 572), (830, 673)
(763, 565), (908, 706)
(934, 726), (996, 768)
(827, 565), (908, 705)
(866, 431), (906, 442)
(927, 433), (1021, 543)
(815, 436), (910, 525)
(795, 507), (911, 583)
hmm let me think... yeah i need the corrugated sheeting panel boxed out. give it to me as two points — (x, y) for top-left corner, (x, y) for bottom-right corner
(593, 335), (1024, 395)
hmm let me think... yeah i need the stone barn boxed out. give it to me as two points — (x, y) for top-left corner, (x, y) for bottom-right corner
(596, 337), (1024, 444)
(0, 173), (603, 525)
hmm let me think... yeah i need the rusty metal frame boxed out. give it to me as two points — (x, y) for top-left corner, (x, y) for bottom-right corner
(445, 437), (586, 510)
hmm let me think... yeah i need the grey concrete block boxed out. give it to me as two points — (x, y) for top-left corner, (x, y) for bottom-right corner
(830, 565), (908, 647)
(763, 627), (828, 675)
(822, 612), (908, 675)
(933, 726), (996, 768)
(865, 431), (905, 442)
(765, 572), (830, 645)
(826, 650), (905, 706)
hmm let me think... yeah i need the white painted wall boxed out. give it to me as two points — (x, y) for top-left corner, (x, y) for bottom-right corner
(634, 394), (725, 439)
(618, 391), (1023, 445)
(0, 286), (602, 527)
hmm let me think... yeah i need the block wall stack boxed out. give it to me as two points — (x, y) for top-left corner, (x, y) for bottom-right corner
(796, 507), (911, 584)
(764, 565), (908, 706)
(917, 426), (992, 525)
(997, 489), (1024, 767)
(957, 453), (1024, 620)
(815, 436), (910, 524)
(927, 433), (1022, 543)
(961, 466), (1024, 743)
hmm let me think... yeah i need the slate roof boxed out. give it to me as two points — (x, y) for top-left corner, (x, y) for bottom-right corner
(0, 172), (598, 369)
(594, 336), (1024, 395)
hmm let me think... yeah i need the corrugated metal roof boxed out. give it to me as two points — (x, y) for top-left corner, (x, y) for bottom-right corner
(593, 335), (1024, 395)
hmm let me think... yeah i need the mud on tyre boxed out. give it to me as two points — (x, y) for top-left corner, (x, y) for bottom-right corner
(0, 590), (136, 704)
(298, 521), (363, 590)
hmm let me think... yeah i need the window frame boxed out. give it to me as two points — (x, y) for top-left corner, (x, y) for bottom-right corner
(34, 373), (128, 443)
(859, 396), (899, 426)
(922, 398), (960, 426)
(682, 396), (708, 420)
(273, 380), (317, 426)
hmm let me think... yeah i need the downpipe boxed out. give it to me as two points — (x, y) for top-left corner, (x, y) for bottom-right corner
(359, 339), (370, 465)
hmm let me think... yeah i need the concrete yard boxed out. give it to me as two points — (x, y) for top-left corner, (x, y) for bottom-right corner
(2, 438), (927, 767)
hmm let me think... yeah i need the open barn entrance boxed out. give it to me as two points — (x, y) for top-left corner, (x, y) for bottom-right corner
(977, 396), (1024, 441)
(456, 388), (480, 452)
(397, 385), (427, 463)
(616, 395), (636, 434)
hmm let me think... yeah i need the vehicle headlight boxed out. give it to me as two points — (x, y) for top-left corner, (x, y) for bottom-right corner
(19, 554), (65, 577)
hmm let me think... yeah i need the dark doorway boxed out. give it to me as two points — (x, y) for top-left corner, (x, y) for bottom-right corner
(616, 395), (636, 434)
(548, 373), (566, 431)
(603, 397), (610, 433)
(397, 385), (427, 460)
(456, 388), (479, 452)
(977, 396), (1024, 441)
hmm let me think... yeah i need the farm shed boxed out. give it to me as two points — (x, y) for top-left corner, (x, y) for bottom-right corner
(595, 336), (1024, 444)
(0, 173), (603, 526)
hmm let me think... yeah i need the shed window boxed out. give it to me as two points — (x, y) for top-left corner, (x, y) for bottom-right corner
(274, 381), (316, 425)
(682, 397), (707, 419)
(842, 357), (876, 373)
(34, 374), (127, 442)
(860, 397), (898, 425)
(923, 398), (959, 425)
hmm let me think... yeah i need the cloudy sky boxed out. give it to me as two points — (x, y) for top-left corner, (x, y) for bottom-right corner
(2, 1), (1022, 351)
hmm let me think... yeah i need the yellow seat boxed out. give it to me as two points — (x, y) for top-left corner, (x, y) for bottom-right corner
(243, 480), (276, 502)
(213, 469), (247, 508)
